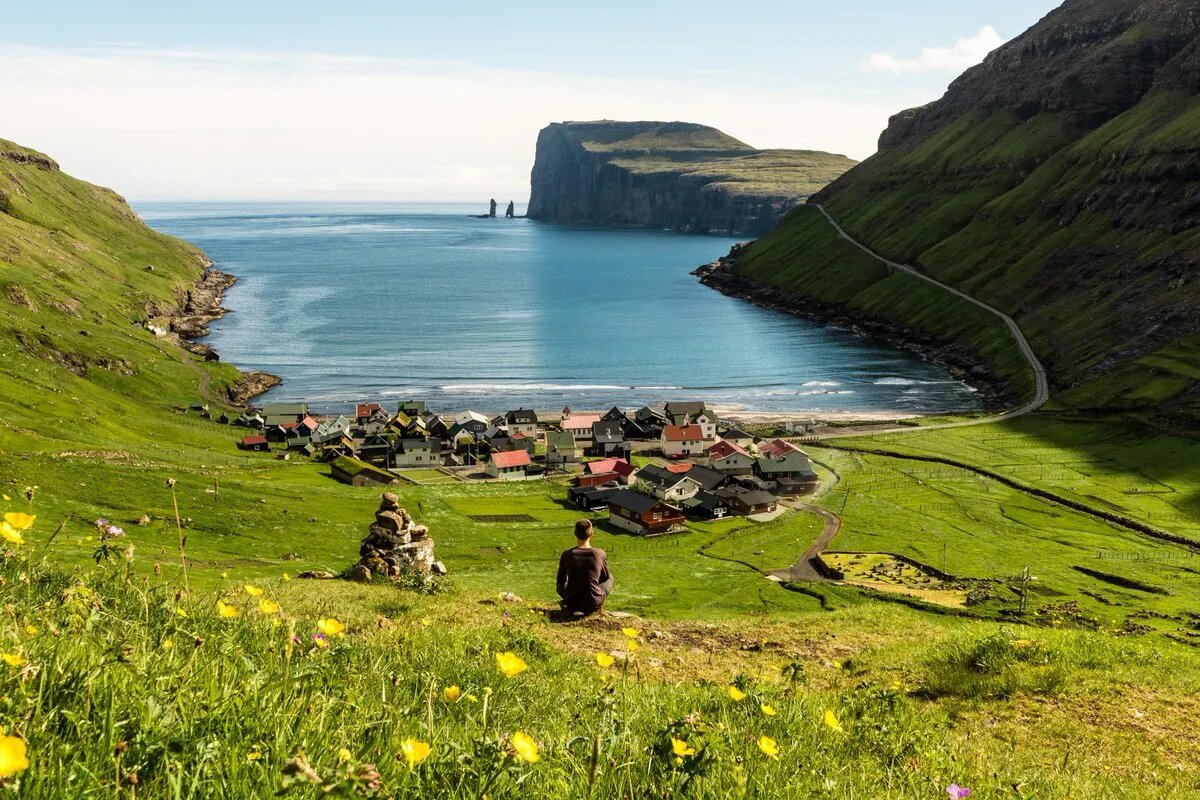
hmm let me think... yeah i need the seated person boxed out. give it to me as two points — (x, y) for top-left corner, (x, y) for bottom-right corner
(556, 519), (613, 615)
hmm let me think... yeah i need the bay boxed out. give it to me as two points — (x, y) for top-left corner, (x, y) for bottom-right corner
(138, 202), (980, 415)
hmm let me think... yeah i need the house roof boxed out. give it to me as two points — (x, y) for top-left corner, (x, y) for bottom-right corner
(664, 401), (706, 417)
(454, 410), (489, 425)
(665, 463), (692, 474)
(261, 403), (309, 417)
(722, 428), (754, 441)
(331, 455), (394, 480)
(664, 424), (704, 442)
(298, 416), (319, 430)
(563, 414), (602, 430)
(733, 490), (777, 506)
(240, 435), (268, 446)
(356, 403), (382, 418)
(491, 450), (531, 469)
(709, 440), (751, 459)
(506, 409), (538, 424)
(683, 491), (728, 511)
(592, 420), (626, 441)
(545, 430), (576, 450)
(606, 489), (666, 515)
(638, 465), (696, 490)
(760, 438), (803, 458)
(585, 458), (636, 477)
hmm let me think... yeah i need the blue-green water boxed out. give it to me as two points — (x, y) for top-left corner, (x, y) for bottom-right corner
(138, 202), (980, 414)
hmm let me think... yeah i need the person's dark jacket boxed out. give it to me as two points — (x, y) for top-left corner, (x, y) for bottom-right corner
(557, 546), (613, 613)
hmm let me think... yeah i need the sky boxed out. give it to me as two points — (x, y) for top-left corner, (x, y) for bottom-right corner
(0, 1), (1060, 202)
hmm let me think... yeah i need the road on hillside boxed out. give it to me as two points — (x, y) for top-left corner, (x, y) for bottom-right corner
(770, 205), (1052, 579)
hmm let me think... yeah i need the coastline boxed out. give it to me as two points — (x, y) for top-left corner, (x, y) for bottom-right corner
(692, 248), (1014, 411)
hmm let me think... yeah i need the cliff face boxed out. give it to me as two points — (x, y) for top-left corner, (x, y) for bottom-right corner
(726, 0), (1200, 426)
(528, 121), (855, 236)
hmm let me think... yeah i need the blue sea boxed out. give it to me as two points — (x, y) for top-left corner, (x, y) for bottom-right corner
(138, 202), (981, 415)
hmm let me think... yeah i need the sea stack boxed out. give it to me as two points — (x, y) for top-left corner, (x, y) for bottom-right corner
(489, 198), (497, 218)
(505, 200), (515, 218)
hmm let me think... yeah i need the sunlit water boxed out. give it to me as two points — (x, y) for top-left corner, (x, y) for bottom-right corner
(138, 202), (980, 415)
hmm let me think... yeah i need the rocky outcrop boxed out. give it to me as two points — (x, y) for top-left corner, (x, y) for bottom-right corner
(527, 121), (855, 236)
(225, 372), (283, 406)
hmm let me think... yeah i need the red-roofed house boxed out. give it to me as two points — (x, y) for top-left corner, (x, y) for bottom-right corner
(755, 439), (818, 491)
(238, 435), (270, 452)
(578, 458), (639, 487)
(706, 440), (755, 475)
(661, 424), (705, 459)
(356, 403), (388, 425)
(562, 414), (602, 443)
(486, 448), (533, 481)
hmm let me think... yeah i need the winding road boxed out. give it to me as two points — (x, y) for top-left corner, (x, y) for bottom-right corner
(772, 204), (1053, 579)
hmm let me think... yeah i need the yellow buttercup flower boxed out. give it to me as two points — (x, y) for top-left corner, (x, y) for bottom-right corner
(728, 686), (747, 702)
(3, 513), (35, 531)
(621, 627), (639, 639)
(0, 523), (24, 546)
(0, 731), (29, 777)
(247, 750), (262, 761)
(283, 572), (292, 581)
(823, 709), (844, 734)
(627, 639), (640, 653)
(511, 731), (539, 763)
(442, 685), (462, 702)
(400, 738), (431, 769)
(595, 652), (615, 668)
(258, 598), (280, 615)
(421, 617), (431, 627)
(162, 638), (174, 650)
(244, 584), (264, 597)
(760, 703), (777, 717)
(216, 600), (240, 619)
(175, 607), (189, 618)
(757, 735), (779, 759)
(337, 748), (353, 763)
(496, 651), (527, 678)
(1013, 639), (1033, 649)
(1, 495), (9, 502)
(671, 738), (695, 758)
(23, 625), (37, 637)
(465, 694), (478, 703)
(1, 653), (25, 667)
(317, 618), (345, 637)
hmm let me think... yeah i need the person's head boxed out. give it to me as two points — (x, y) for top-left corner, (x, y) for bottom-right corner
(574, 519), (594, 542)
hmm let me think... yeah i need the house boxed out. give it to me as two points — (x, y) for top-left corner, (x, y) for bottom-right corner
(312, 416), (352, 445)
(585, 458), (638, 485)
(493, 433), (536, 457)
(590, 420), (630, 459)
(293, 416), (320, 438)
(544, 430), (579, 467)
(706, 440), (756, 475)
(486, 449), (533, 481)
(661, 424), (706, 459)
(726, 490), (778, 517)
(692, 409), (719, 441)
(682, 490), (730, 520)
(635, 406), (669, 427)
(265, 423), (295, 443)
(359, 434), (394, 467)
(568, 485), (621, 511)
(319, 436), (357, 460)
(637, 464), (702, 503)
(755, 439), (819, 487)
(235, 412), (265, 428)
(393, 438), (441, 469)
(562, 413), (602, 443)
(285, 436), (312, 451)
(681, 464), (727, 492)
(261, 403), (309, 428)
(356, 403), (389, 426)
(606, 490), (685, 536)
(664, 401), (706, 425)
(504, 409), (539, 438)
(424, 415), (449, 439)
(575, 471), (622, 489)
(238, 435), (270, 452)
(330, 456), (397, 486)
(452, 411), (490, 436)
(721, 428), (756, 446)
(398, 400), (428, 417)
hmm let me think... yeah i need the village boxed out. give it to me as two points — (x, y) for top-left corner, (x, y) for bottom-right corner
(212, 399), (822, 536)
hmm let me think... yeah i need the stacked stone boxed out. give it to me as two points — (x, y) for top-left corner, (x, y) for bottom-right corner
(349, 492), (445, 581)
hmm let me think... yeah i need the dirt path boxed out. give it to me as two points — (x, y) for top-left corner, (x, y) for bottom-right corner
(772, 504), (841, 582)
(179, 348), (223, 407)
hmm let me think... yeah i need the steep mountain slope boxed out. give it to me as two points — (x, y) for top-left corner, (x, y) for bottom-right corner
(0, 138), (250, 453)
(528, 121), (856, 235)
(706, 0), (1200, 426)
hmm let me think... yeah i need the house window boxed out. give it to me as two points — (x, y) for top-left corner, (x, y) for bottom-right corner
(652, 512), (662, 521)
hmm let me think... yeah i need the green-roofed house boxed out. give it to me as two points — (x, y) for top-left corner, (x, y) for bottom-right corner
(330, 456), (397, 487)
(544, 430), (579, 467)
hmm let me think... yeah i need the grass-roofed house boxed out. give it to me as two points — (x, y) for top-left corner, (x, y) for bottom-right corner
(330, 455), (398, 487)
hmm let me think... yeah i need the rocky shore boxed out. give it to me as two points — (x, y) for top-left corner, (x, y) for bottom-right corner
(692, 250), (1016, 411)
(146, 265), (282, 407)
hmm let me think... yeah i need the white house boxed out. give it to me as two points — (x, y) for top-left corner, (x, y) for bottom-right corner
(486, 449), (533, 481)
(504, 409), (539, 439)
(562, 413), (602, 444)
(705, 440), (755, 475)
(662, 424), (706, 458)
(637, 465), (703, 503)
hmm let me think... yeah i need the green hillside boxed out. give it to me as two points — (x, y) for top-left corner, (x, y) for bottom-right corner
(731, 0), (1200, 425)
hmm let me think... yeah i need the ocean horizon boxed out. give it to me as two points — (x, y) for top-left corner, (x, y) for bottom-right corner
(138, 201), (981, 416)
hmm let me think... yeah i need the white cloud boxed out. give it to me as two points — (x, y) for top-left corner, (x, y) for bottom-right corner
(859, 26), (1004, 75)
(0, 44), (913, 201)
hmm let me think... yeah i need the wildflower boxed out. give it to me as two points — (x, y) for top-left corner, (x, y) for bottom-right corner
(312, 633), (328, 649)
(757, 735), (779, 759)
(627, 639), (640, 653)
(421, 617), (431, 627)
(1, 653), (25, 667)
(244, 584), (264, 597)
(23, 626), (36, 636)
(283, 572), (292, 581)
(1, 496), (8, 502)
(0, 730), (29, 777)
(258, 598), (280, 615)
(760, 703), (777, 717)
(595, 652), (615, 668)
(671, 738), (696, 758)
(248, 751), (262, 761)
(162, 638), (174, 650)
(317, 618), (345, 637)
(337, 748), (353, 763)
(1012, 639), (1033, 649)
(728, 686), (747, 702)
(947, 784), (971, 800)
(216, 600), (240, 619)
(442, 685), (462, 702)
(465, 694), (478, 703)
(622, 627), (639, 639)
(3, 513), (35, 531)
(400, 738), (431, 769)
(0, 524), (24, 546)
(496, 651), (527, 678)
(823, 709), (844, 734)
(511, 731), (539, 763)
(175, 608), (189, 618)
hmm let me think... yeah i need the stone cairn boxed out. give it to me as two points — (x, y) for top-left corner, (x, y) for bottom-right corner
(348, 493), (445, 581)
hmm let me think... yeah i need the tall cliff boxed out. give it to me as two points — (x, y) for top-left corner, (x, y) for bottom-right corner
(527, 121), (856, 236)
(705, 0), (1200, 426)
